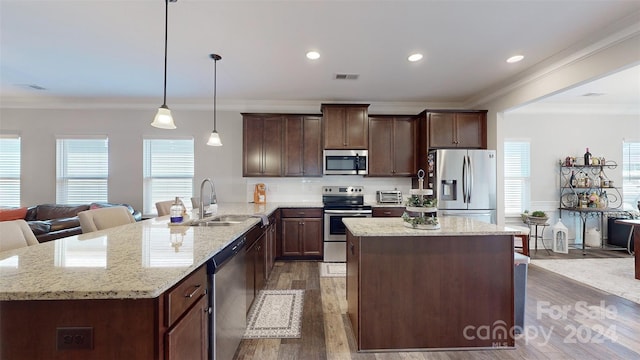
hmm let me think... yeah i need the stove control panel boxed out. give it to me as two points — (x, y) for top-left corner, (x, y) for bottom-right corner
(322, 186), (364, 195)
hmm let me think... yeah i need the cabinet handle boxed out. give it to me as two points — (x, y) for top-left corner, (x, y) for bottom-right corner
(185, 284), (201, 298)
(350, 243), (355, 256)
(383, 211), (391, 215)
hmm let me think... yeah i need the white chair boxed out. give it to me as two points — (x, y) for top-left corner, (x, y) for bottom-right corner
(0, 219), (39, 252)
(156, 199), (184, 217)
(78, 206), (136, 233)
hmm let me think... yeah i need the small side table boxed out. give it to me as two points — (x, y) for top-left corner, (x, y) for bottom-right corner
(526, 221), (550, 253)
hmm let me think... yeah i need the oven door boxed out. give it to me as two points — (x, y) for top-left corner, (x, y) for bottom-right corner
(324, 209), (372, 241)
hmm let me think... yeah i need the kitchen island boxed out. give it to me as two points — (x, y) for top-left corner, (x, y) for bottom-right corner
(343, 216), (521, 351)
(0, 202), (319, 359)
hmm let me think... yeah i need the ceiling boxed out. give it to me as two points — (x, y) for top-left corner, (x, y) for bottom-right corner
(1, 0), (639, 109)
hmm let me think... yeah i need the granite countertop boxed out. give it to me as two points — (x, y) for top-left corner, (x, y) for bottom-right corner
(0, 202), (322, 301)
(343, 216), (522, 237)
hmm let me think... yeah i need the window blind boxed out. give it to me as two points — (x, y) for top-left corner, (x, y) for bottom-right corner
(56, 137), (108, 204)
(504, 141), (531, 215)
(0, 136), (21, 207)
(143, 138), (194, 215)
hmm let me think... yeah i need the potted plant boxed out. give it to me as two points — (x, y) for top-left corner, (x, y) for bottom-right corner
(522, 210), (548, 225)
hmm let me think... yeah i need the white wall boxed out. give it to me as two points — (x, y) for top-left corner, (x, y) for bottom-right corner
(0, 106), (413, 214)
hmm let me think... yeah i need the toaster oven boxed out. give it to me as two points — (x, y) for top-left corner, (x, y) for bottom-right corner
(376, 190), (403, 204)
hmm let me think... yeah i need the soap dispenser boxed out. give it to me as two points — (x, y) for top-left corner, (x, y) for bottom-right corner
(170, 197), (185, 223)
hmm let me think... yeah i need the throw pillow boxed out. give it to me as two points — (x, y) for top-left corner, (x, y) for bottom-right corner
(0, 207), (28, 221)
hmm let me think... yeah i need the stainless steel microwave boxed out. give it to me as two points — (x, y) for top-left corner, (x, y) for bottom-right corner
(323, 150), (368, 175)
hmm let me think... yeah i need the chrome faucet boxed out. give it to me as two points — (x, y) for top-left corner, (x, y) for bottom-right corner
(199, 178), (217, 220)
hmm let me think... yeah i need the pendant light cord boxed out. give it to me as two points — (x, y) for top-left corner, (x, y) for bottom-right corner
(213, 57), (217, 131)
(163, 0), (169, 106)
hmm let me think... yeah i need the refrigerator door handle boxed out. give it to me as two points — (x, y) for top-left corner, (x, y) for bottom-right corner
(462, 155), (467, 203)
(467, 155), (473, 203)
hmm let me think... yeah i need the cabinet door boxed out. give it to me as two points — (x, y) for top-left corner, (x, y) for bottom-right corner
(345, 107), (369, 149)
(246, 241), (256, 314)
(301, 218), (323, 256)
(243, 116), (265, 176)
(392, 117), (416, 176)
(368, 117), (394, 176)
(265, 221), (276, 278)
(346, 231), (359, 340)
(255, 233), (266, 291)
(165, 295), (208, 360)
(323, 107), (346, 149)
(428, 112), (456, 148)
(284, 116), (322, 177)
(281, 218), (302, 256)
(303, 116), (323, 176)
(455, 112), (486, 148)
(262, 117), (284, 176)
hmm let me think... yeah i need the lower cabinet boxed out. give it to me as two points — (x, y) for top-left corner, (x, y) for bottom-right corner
(280, 208), (323, 259)
(165, 266), (209, 360)
(265, 212), (278, 279)
(0, 265), (209, 360)
(372, 207), (405, 217)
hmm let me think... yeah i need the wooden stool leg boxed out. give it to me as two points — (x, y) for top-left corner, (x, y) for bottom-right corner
(521, 234), (529, 257)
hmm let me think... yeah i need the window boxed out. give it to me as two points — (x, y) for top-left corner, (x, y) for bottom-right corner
(56, 137), (109, 204)
(622, 141), (640, 211)
(143, 138), (194, 215)
(0, 135), (21, 207)
(504, 140), (531, 216)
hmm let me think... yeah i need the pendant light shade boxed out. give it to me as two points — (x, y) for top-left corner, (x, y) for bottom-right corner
(151, 0), (176, 129)
(207, 53), (223, 146)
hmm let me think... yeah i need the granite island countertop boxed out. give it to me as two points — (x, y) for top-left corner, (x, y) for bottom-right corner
(0, 202), (323, 301)
(343, 216), (522, 237)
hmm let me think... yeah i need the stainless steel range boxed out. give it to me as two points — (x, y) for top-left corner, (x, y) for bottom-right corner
(322, 186), (372, 262)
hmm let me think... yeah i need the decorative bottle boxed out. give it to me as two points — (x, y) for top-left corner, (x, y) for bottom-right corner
(170, 197), (185, 223)
(569, 171), (577, 187)
(584, 147), (592, 166)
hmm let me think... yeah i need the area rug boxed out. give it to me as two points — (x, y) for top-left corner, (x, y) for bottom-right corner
(243, 289), (304, 339)
(319, 262), (346, 277)
(531, 258), (640, 304)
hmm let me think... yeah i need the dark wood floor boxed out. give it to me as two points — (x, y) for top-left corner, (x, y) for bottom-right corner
(235, 258), (640, 360)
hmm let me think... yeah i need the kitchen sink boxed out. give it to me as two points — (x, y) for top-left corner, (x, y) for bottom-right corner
(191, 214), (254, 226)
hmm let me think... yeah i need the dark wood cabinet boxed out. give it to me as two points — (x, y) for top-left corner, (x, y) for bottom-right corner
(368, 116), (416, 176)
(243, 114), (284, 176)
(428, 110), (487, 149)
(0, 265), (209, 360)
(265, 212), (278, 279)
(284, 115), (323, 177)
(372, 207), (405, 217)
(165, 295), (208, 360)
(280, 208), (323, 259)
(245, 224), (266, 313)
(322, 104), (369, 149)
(346, 230), (359, 342)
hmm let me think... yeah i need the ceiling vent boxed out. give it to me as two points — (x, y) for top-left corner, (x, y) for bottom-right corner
(335, 73), (359, 80)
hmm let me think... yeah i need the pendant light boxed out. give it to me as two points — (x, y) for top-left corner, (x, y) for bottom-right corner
(207, 53), (223, 146)
(151, 0), (177, 129)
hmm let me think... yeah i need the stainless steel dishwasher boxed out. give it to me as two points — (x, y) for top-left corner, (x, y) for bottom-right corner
(208, 236), (246, 360)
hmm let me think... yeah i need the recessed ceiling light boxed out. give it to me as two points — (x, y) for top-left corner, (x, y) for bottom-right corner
(408, 53), (423, 62)
(306, 51), (320, 60)
(506, 55), (524, 63)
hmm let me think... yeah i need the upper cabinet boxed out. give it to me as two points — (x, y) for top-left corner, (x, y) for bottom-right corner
(243, 114), (284, 177)
(428, 110), (487, 149)
(284, 115), (323, 177)
(322, 104), (369, 149)
(368, 116), (417, 176)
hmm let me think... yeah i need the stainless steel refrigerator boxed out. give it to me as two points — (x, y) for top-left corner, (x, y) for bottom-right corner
(427, 149), (497, 224)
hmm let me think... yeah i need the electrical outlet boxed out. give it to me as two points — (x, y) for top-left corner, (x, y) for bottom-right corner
(56, 327), (93, 350)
